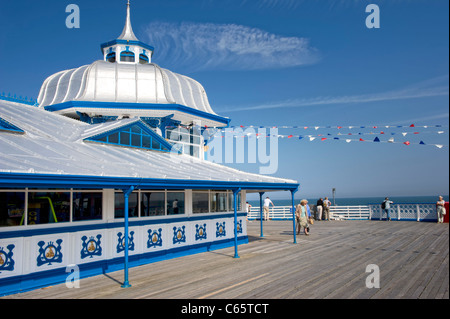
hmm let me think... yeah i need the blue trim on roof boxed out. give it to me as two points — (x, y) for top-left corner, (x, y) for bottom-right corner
(44, 101), (231, 127)
(0, 117), (25, 134)
(100, 39), (154, 55)
(0, 172), (300, 192)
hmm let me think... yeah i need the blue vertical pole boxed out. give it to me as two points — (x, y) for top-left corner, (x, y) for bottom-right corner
(122, 186), (134, 288)
(259, 192), (265, 238)
(233, 188), (241, 259)
(291, 188), (298, 244)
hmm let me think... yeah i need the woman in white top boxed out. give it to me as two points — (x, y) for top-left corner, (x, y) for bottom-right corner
(436, 196), (446, 223)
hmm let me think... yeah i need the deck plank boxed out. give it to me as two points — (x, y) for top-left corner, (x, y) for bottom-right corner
(2, 220), (448, 299)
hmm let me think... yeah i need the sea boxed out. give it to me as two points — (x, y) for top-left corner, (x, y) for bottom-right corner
(247, 195), (449, 207)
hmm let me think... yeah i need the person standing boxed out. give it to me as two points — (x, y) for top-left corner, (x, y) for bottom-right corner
(316, 198), (323, 221)
(295, 200), (309, 236)
(246, 201), (252, 222)
(323, 197), (331, 221)
(382, 197), (393, 221)
(263, 197), (274, 221)
(436, 196), (446, 223)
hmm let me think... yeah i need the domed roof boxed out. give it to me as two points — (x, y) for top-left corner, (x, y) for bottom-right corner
(37, 60), (216, 115)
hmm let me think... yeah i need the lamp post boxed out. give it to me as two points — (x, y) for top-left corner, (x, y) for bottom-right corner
(332, 188), (336, 206)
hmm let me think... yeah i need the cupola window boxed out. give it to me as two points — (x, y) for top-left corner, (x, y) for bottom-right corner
(106, 52), (116, 63)
(139, 54), (149, 64)
(120, 47), (135, 62)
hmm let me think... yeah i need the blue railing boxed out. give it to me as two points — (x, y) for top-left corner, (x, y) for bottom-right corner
(0, 93), (38, 106)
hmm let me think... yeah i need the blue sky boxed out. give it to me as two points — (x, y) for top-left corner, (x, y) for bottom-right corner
(0, 0), (448, 199)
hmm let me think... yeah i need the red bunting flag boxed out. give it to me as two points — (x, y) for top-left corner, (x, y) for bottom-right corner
(359, 138), (365, 141)
(410, 124), (415, 127)
(404, 141), (410, 145)
(337, 126), (342, 129)
(380, 131), (385, 134)
(288, 135), (293, 138)
(321, 138), (327, 141)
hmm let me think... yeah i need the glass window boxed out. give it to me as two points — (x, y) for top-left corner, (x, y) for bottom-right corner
(28, 192), (70, 225)
(210, 191), (227, 212)
(72, 192), (102, 221)
(139, 54), (149, 64)
(0, 192), (25, 227)
(120, 52), (135, 63)
(193, 192), (209, 214)
(167, 192), (185, 215)
(114, 192), (138, 218)
(131, 133), (141, 147)
(141, 192), (165, 217)
(228, 191), (242, 211)
(106, 52), (116, 63)
(120, 131), (130, 145)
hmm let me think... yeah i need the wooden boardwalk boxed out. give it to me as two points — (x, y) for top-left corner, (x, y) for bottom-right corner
(3, 220), (448, 299)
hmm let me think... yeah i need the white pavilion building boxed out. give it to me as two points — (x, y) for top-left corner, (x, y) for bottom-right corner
(0, 2), (299, 295)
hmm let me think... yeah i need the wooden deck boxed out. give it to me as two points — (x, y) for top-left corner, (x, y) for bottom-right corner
(3, 220), (448, 299)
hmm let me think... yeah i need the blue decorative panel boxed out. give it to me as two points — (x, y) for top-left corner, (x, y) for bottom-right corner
(173, 226), (186, 244)
(116, 231), (135, 253)
(216, 222), (226, 238)
(147, 228), (163, 248)
(236, 220), (243, 234)
(195, 224), (207, 241)
(80, 235), (102, 259)
(0, 244), (15, 273)
(37, 240), (63, 266)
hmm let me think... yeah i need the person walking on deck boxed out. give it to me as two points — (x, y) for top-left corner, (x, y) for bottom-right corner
(296, 200), (309, 235)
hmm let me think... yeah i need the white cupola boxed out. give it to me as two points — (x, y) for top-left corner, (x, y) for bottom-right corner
(100, 1), (154, 65)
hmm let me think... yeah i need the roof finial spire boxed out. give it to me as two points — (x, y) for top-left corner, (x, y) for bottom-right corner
(118, 0), (138, 41)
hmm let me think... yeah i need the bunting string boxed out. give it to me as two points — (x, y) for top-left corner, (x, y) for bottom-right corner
(199, 123), (448, 149)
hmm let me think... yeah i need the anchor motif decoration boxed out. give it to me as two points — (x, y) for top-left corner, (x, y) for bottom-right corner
(37, 239), (63, 266)
(147, 228), (163, 248)
(116, 231), (135, 254)
(216, 222), (226, 238)
(80, 234), (102, 259)
(195, 224), (207, 241)
(236, 220), (243, 234)
(0, 244), (15, 273)
(172, 226), (186, 244)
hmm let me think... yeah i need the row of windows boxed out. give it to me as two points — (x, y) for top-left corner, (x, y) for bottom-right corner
(106, 51), (149, 64)
(0, 190), (242, 227)
(90, 125), (170, 152)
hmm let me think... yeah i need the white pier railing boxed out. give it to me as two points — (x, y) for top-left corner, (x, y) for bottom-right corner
(248, 204), (439, 222)
(368, 203), (438, 222)
(248, 205), (371, 221)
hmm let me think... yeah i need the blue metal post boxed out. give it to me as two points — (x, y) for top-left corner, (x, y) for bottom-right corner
(291, 188), (298, 244)
(122, 186), (134, 288)
(259, 192), (265, 238)
(233, 188), (241, 259)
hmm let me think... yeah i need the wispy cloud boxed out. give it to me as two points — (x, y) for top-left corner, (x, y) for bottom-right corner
(220, 75), (449, 112)
(144, 21), (320, 72)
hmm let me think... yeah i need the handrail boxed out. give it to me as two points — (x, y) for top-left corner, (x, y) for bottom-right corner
(247, 203), (439, 222)
(248, 205), (370, 220)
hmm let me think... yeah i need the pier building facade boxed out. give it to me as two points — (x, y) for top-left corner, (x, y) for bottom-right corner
(0, 2), (299, 295)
